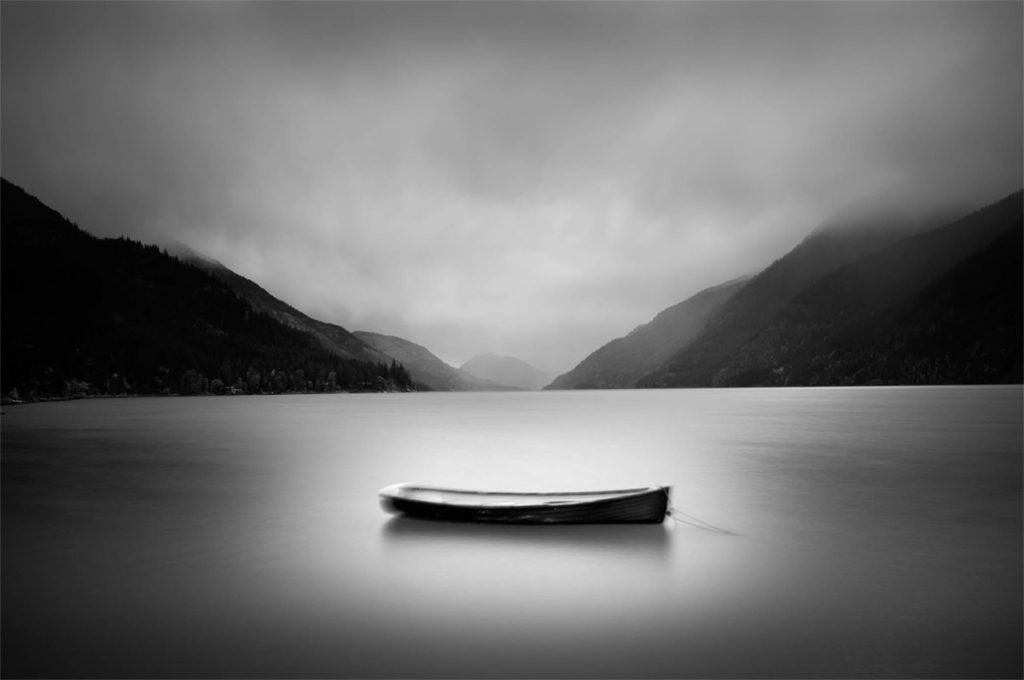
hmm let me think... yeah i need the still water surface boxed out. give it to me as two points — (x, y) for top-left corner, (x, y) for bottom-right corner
(2, 387), (1021, 678)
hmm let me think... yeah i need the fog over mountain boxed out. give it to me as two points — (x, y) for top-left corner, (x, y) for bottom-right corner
(640, 192), (1022, 387)
(550, 192), (1021, 390)
(2, 2), (1020, 370)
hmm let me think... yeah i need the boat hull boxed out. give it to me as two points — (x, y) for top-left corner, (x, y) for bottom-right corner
(379, 484), (670, 524)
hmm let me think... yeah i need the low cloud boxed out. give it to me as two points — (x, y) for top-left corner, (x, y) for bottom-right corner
(2, 1), (1020, 371)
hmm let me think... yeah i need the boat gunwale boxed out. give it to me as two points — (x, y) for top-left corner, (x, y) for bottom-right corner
(379, 483), (669, 509)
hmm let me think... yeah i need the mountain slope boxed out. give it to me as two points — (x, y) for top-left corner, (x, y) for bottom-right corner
(792, 220), (1023, 385)
(175, 245), (514, 391)
(354, 331), (511, 391)
(641, 191), (1022, 387)
(0, 179), (413, 399)
(636, 201), (960, 387)
(460, 354), (552, 391)
(171, 244), (389, 365)
(545, 276), (748, 390)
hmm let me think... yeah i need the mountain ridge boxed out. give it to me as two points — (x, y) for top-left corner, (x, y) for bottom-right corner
(629, 202), (966, 387)
(544, 276), (750, 390)
(4, 175), (1018, 397)
(638, 191), (1022, 387)
(354, 331), (514, 391)
(170, 242), (390, 365)
(0, 178), (415, 399)
(171, 245), (516, 391)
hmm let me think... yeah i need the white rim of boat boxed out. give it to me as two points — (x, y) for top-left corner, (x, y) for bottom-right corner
(378, 483), (668, 507)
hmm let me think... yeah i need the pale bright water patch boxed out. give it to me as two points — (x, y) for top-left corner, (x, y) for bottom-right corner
(2, 387), (1020, 678)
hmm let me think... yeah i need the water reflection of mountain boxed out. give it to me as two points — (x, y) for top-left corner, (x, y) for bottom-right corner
(380, 516), (671, 560)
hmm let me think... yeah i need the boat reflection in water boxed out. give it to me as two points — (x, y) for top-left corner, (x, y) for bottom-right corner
(381, 514), (672, 560)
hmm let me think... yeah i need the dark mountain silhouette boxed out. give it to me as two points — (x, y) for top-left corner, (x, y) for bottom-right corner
(639, 191), (1022, 387)
(548, 196), (951, 391)
(169, 243), (389, 365)
(173, 245), (516, 391)
(544, 276), (749, 390)
(173, 245), (518, 391)
(460, 353), (552, 391)
(354, 331), (513, 391)
(0, 178), (413, 400)
(5, 175), (1017, 398)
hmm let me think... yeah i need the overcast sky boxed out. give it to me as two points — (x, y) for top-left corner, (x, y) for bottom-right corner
(3, 1), (1021, 372)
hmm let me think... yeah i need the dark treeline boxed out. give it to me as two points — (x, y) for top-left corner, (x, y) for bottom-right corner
(1, 179), (414, 401)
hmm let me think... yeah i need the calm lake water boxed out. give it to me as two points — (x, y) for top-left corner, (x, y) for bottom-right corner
(2, 387), (1021, 678)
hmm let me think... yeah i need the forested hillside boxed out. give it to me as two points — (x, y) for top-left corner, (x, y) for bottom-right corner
(172, 243), (390, 365)
(544, 277), (748, 390)
(638, 192), (1022, 387)
(1, 179), (413, 400)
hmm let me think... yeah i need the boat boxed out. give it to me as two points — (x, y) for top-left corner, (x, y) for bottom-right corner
(378, 483), (671, 524)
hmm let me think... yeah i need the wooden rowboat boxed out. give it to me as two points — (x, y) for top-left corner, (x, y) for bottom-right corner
(379, 483), (671, 524)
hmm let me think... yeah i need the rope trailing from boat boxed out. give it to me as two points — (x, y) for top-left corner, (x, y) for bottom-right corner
(666, 508), (737, 535)
(663, 489), (737, 535)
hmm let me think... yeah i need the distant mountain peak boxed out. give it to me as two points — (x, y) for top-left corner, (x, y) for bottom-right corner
(460, 354), (552, 391)
(354, 332), (514, 391)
